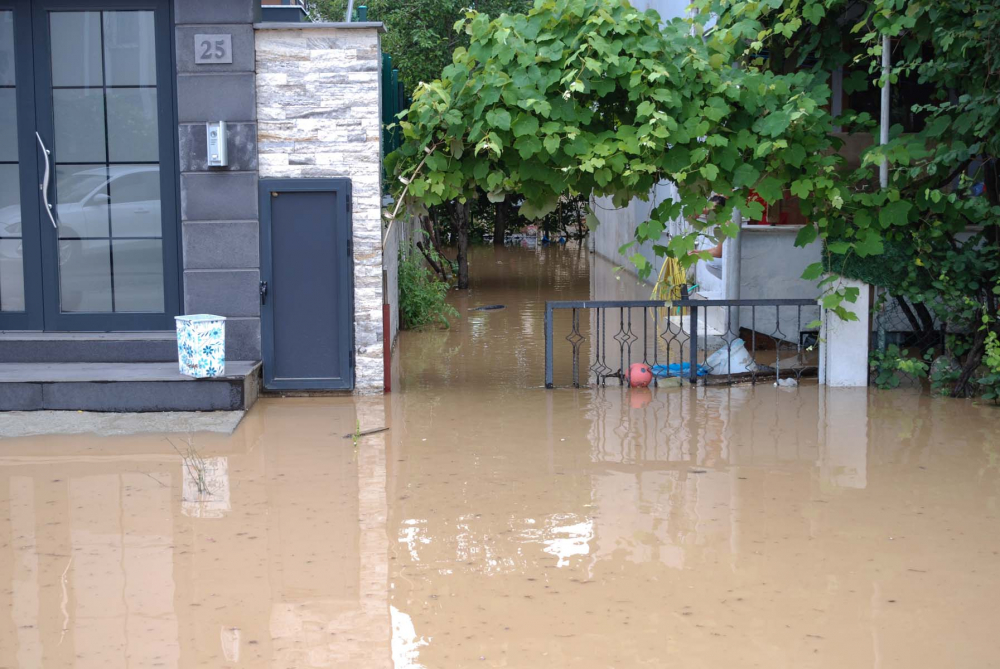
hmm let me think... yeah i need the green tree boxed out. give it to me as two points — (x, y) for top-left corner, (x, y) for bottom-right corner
(387, 0), (837, 289)
(697, 0), (1000, 395)
(308, 0), (531, 97)
(388, 0), (1000, 396)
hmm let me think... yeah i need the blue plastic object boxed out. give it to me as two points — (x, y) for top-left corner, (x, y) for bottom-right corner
(651, 362), (708, 378)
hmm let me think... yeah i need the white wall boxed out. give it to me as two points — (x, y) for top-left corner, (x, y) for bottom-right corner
(590, 182), (680, 286)
(738, 226), (822, 342)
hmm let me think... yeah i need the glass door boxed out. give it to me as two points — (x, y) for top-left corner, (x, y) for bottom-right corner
(29, 0), (178, 330)
(0, 0), (43, 329)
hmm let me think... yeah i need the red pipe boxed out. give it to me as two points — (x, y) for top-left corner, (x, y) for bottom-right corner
(383, 302), (391, 392)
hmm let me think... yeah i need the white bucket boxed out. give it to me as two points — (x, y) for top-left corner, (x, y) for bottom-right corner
(175, 314), (226, 378)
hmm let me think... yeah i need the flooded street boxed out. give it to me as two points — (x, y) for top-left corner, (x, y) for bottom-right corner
(3, 246), (1000, 667)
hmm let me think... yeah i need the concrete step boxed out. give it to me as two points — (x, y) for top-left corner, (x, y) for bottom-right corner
(0, 362), (260, 412)
(0, 332), (179, 363)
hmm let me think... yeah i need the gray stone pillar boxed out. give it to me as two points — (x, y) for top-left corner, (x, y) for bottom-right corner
(175, 0), (261, 361)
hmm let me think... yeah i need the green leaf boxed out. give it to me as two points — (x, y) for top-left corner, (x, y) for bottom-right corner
(732, 163), (760, 189)
(822, 292), (842, 309)
(827, 241), (851, 254)
(512, 113), (540, 138)
(832, 306), (860, 322)
(802, 262), (824, 281)
(855, 230), (884, 257)
(543, 135), (561, 153)
(700, 163), (719, 181)
(879, 200), (912, 228)
(757, 111), (792, 137)
(790, 179), (813, 199)
(742, 200), (765, 220)
(795, 225), (817, 247)
(755, 176), (783, 203)
(519, 196), (558, 220)
(784, 144), (806, 167)
(630, 253), (650, 273)
(486, 109), (511, 131)
(803, 3), (825, 24)
(514, 134), (542, 159)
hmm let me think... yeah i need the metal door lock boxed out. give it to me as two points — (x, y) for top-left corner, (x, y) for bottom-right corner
(259, 280), (268, 304)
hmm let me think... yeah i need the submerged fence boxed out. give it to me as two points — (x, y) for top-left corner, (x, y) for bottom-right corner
(544, 293), (821, 389)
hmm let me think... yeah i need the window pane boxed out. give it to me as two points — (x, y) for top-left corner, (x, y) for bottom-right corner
(0, 89), (17, 161)
(0, 11), (14, 86)
(107, 88), (158, 162)
(112, 239), (163, 312)
(109, 166), (161, 237)
(0, 239), (24, 311)
(56, 164), (109, 239)
(0, 164), (19, 237)
(59, 239), (112, 312)
(103, 11), (156, 87)
(50, 12), (103, 88)
(53, 89), (106, 163)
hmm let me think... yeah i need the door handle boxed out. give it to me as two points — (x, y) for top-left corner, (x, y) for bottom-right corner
(259, 280), (268, 305)
(35, 132), (57, 229)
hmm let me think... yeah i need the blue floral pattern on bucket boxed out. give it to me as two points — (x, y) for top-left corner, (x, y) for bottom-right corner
(175, 315), (227, 378)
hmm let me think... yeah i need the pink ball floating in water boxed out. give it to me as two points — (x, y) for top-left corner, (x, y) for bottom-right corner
(627, 363), (653, 388)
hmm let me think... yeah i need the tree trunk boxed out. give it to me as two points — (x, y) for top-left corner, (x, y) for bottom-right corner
(952, 328), (986, 397)
(985, 159), (999, 246)
(448, 200), (471, 289)
(416, 241), (449, 282)
(448, 205), (460, 246)
(493, 197), (509, 247)
(420, 214), (450, 281)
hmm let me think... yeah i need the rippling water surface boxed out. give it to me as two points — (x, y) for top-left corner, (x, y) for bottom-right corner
(2, 245), (998, 668)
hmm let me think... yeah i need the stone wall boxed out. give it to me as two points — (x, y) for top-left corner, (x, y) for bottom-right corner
(255, 24), (386, 392)
(175, 0), (261, 362)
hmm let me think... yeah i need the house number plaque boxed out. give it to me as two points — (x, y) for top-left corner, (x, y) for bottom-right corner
(194, 34), (233, 64)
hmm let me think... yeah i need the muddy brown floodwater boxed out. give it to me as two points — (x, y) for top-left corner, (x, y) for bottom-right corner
(2, 245), (1000, 668)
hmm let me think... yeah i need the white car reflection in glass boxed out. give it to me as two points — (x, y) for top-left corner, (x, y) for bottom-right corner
(0, 165), (164, 313)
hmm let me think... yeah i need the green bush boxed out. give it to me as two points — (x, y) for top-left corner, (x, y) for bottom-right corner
(870, 344), (929, 390)
(977, 322), (1000, 404)
(398, 246), (459, 330)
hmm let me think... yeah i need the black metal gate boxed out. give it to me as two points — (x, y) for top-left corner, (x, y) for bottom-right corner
(259, 178), (354, 391)
(544, 292), (820, 388)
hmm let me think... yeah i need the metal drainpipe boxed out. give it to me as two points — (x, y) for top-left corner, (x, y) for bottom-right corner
(345, 0), (354, 22)
(879, 35), (891, 189)
(875, 34), (891, 356)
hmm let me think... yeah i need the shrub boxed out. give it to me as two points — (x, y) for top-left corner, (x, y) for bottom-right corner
(398, 246), (459, 330)
(870, 345), (929, 390)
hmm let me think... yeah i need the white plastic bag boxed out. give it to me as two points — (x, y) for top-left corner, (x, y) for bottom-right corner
(705, 338), (757, 375)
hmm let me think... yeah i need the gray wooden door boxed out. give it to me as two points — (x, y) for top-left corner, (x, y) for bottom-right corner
(259, 179), (353, 391)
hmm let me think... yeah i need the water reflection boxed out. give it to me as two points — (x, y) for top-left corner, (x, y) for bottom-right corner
(386, 384), (1000, 667)
(0, 397), (393, 668)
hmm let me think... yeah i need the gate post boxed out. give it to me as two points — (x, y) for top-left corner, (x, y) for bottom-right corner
(819, 277), (871, 387)
(689, 305), (699, 383)
(545, 302), (554, 389)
